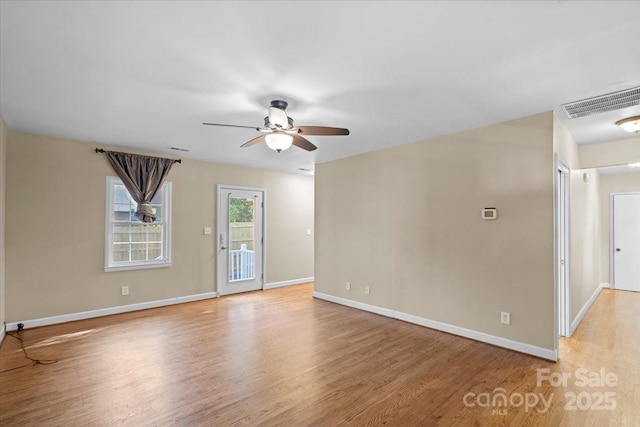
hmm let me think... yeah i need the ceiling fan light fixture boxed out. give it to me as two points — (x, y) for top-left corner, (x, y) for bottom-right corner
(616, 115), (640, 133)
(265, 133), (293, 152)
(203, 99), (348, 152)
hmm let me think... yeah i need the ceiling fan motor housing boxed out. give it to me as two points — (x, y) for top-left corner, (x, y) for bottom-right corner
(270, 100), (288, 110)
(264, 116), (294, 130)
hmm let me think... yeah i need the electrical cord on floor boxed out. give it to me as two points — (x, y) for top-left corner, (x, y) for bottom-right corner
(0, 324), (58, 373)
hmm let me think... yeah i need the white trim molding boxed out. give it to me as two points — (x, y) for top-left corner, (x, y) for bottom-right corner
(5, 291), (218, 332)
(311, 291), (394, 318)
(570, 283), (606, 336)
(0, 329), (5, 347)
(313, 291), (557, 362)
(264, 277), (314, 290)
(104, 177), (172, 272)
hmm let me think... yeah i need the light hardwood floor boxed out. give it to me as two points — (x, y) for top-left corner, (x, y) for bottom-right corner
(0, 284), (638, 426)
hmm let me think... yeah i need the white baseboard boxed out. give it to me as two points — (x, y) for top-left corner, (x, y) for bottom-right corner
(570, 283), (606, 335)
(5, 291), (218, 331)
(311, 291), (394, 318)
(313, 291), (557, 362)
(264, 277), (314, 290)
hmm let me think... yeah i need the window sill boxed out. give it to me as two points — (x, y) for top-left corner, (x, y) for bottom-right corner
(104, 262), (172, 273)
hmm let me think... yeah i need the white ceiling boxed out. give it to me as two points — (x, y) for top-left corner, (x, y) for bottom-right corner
(1, 1), (639, 174)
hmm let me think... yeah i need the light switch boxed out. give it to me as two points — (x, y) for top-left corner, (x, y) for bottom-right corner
(204, 227), (212, 235)
(306, 229), (311, 236)
(481, 208), (498, 220)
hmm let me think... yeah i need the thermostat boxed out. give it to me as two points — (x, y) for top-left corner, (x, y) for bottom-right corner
(482, 208), (498, 220)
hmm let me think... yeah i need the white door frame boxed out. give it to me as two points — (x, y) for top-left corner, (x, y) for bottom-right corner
(216, 184), (266, 296)
(554, 157), (571, 347)
(610, 191), (640, 289)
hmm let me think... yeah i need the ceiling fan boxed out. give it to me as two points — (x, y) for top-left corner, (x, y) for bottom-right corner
(203, 100), (349, 152)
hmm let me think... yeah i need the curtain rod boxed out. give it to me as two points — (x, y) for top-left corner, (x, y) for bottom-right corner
(95, 148), (182, 163)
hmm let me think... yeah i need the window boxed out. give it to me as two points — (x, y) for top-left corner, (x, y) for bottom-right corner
(105, 176), (171, 271)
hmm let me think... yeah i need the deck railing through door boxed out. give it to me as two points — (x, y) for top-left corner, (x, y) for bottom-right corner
(229, 244), (254, 281)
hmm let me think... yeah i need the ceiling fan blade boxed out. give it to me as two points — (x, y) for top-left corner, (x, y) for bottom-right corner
(241, 135), (265, 147)
(203, 123), (260, 131)
(297, 126), (350, 136)
(292, 134), (317, 151)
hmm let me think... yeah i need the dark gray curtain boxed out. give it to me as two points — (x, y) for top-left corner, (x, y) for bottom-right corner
(104, 151), (178, 223)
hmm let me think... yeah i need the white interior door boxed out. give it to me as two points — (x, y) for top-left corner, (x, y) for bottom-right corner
(557, 164), (570, 337)
(612, 193), (640, 292)
(217, 186), (264, 296)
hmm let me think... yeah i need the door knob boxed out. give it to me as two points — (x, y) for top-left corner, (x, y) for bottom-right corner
(616, 248), (621, 252)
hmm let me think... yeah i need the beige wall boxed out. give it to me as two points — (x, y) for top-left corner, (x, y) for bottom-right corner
(553, 116), (603, 324)
(553, 114), (580, 169)
(578, 137), (640, 169)
(598, 172), (640, 284)
(569, 169), (601, 322)
(316, 112), (555, 350)
(5, 131), (314, 321)
(0, 119), (6, 334)
(264, 171), (314, 283)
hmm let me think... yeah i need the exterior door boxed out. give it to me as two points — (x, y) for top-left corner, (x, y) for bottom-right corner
(612, 193), (640, 292)
(217, 185), (264, 295)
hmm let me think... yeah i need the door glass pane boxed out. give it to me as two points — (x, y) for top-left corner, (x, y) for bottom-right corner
(228, 196), (255, 282)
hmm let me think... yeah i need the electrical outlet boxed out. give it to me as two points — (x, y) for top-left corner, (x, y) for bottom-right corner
(121, 286), (129, 296)
(501, 312), (511, 325)
(345, 281), (351, 291)
(365, 286), (371, 295)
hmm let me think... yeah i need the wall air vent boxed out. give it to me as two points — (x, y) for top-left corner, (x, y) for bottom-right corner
(561, 87), (640, 119)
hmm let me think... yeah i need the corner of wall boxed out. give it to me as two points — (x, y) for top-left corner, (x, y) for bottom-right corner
(0, 117), (7, 345)
(316, 112), (557, 352)
(4, 131), (316, 323)
(552, 114), (580, 169)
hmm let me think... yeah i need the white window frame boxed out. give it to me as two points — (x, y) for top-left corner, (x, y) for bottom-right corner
(104, 176), (172, 272)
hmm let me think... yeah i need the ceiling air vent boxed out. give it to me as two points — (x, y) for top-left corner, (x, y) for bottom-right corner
(561, 87), (640, 119)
